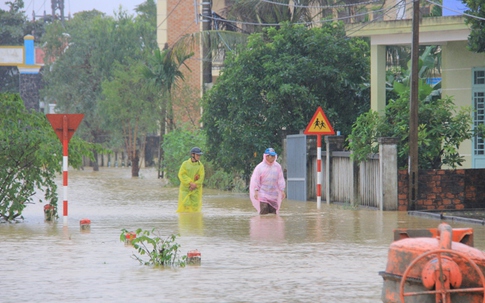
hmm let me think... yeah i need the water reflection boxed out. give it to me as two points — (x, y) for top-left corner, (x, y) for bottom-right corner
(250, 215), (286, 243)
(178, 212), (204, 236)
(2, 167), (485, 303)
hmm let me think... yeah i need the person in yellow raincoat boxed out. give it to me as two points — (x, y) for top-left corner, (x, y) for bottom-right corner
(176, 147), (205, 212)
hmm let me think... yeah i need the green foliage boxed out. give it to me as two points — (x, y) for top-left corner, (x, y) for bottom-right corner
(463, 0), (485, 52)
(100, 60), (159, 176)
(41, 9), (157, 152)
(204, 170), (232, 191)
(225, 0), (337, 33)
(142, 47), (194, 178)
(142, 47), (193, 131)
(202, 22), (370, 178)
(134, 0), (157, 28)
(68, 136), (107, 169)
(348, 86), (475, 169)
(162, 127), (206, 186)
(386, 46), (442, 103)
(0, 93), (59, 221)
(347, 111), (384, 162)
(0, 93), (95, 221)
(161, 127), (247, 190)
(120, 228), (186, 267)
(204, 169), (247, 191)
(0, 0), (46, 93)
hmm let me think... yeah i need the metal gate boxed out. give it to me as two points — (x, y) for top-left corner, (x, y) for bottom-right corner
(286, 134), (307, 201)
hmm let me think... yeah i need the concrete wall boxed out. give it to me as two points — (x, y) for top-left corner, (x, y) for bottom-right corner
(19, 73), (42, 111)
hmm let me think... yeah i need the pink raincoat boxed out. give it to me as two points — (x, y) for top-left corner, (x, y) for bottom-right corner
(249, 154), (286, 214)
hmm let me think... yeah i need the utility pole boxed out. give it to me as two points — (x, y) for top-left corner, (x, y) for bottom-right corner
(408, 0), (420, 210)
(32, 0), (68, 23)
(51, 0), (65, 25)
(201, 0), (212, 89)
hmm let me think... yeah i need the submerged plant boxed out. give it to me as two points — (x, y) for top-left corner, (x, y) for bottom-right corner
(120, 228), (187, 267)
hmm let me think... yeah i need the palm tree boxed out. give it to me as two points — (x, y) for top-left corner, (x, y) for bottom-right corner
(221, 0), (379, 33)
(142, 46), (193, 178)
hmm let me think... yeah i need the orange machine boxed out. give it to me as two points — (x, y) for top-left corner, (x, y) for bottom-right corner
(380, 223), (485, 303)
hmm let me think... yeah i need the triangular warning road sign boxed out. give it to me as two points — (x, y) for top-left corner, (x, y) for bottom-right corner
(303, 106), (335, 135)
(46, 114), (84, 143)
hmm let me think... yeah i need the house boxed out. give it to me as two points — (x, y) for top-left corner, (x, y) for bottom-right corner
(346, 4), (485, 169)
(156, 0), (485, 168)
(156, 0), (227, 128)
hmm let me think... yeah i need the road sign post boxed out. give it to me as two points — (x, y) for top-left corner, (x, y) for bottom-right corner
(303, 107), (335, 208)
(46, 114), (84, 225)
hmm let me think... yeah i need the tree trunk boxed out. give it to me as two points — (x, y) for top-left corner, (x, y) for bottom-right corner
(131, 150), (140, 177)
(92, 149), (99, 171)
(168, 96), (174, 132)
(158, 97), (167, 178)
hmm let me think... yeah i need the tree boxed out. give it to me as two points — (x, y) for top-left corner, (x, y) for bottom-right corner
(463, 0), (485, 52)
(0, 1), (26, 46)
(202, 22), (370, 179)
(41, 8), (157, 169)
(0, 93), (94, 221)
(100, 61), (159, 177)
(162, 126), (207, 186)
(0, 0), (46, 93)
(223, 0), (377, 33)
(135, 0), (156, 27)
(348, 85), (476, 169)
(142, 47), (193, 178)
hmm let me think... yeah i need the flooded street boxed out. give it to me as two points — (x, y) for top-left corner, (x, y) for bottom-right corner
(3, 167), (485, 303)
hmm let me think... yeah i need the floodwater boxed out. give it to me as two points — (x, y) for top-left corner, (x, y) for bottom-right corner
(3, 168), (485, 303)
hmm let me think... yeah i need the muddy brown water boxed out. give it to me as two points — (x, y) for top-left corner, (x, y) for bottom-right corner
(3, 167), (485, 303)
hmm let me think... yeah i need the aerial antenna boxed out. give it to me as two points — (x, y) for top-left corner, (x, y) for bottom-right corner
(32, 0), (68, 24)
(51, 0), (65, 24)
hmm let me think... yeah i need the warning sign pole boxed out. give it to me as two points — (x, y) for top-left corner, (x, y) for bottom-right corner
(62, 116), (69, 225)
(316, 134), (322, 207)
(46, 114), (84, 225)
(303, 107), (335, 208)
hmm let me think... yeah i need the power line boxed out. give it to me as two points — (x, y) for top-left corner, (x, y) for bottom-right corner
(25, 0), (34, 12)
(157, 0), (184, 29)
(205, 7), (388, 27)
(344, 0), (407, 36)
(259, 0), (383, 9)
(425, 0), (485, 21)
(345, 0), (485, 38)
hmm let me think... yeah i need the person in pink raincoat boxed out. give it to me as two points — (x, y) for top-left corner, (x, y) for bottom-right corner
(250, 147), (286, 214)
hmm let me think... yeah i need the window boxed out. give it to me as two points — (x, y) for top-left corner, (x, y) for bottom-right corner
(473, 68), (485, 155)
(475, 70), (485, 85)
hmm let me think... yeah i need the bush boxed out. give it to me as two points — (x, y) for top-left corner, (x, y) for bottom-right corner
(0, 93), (61, 221)
(162, 127), (206, 186)
(348, 89), (476, 169)
(0, 93), (103, 222)
(162, 127), (247, 192)
(120, 228), (186, 267)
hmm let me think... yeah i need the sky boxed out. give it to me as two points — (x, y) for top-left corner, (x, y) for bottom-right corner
(0, 0), (145, 17)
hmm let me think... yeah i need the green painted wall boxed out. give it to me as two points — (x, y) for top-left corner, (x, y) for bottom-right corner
(442, 41), (485, 168)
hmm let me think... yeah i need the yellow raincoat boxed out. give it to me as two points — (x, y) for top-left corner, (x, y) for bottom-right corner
(176, 158), (205, 212)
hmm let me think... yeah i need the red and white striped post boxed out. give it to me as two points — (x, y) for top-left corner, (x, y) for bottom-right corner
(62, 115), (69, 224)
(46, 114), (84, 225)
(316, 134), (322, 208)
(303, 107), (335, 208)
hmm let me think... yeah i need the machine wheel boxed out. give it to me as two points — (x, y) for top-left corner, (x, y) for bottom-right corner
(400, 248), (485, 303)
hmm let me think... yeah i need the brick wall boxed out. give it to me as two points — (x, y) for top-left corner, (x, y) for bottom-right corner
(398, 169), (485, 211)
(166, 0), (202, 128)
